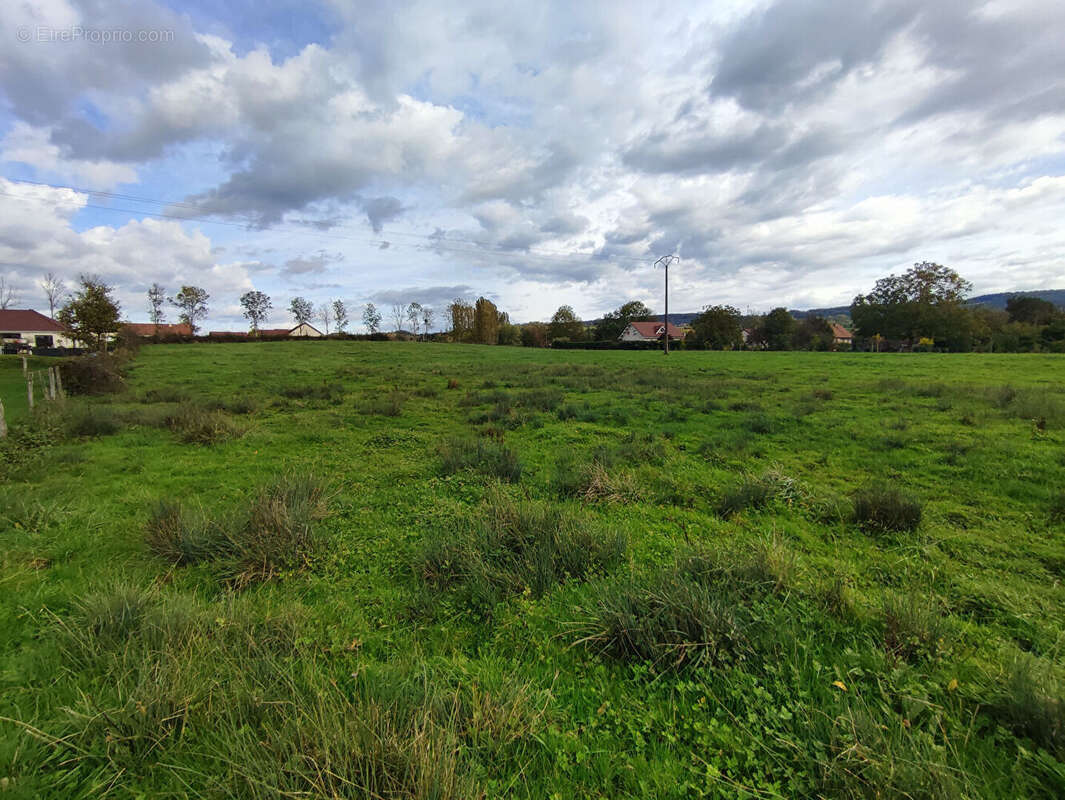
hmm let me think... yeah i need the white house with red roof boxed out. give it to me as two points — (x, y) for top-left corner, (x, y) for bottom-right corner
(0, 309), (74, 349)
(618, 320), (685, 342)
(830, 323), (853, 347)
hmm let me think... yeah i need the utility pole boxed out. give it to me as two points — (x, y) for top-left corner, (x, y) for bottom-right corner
(654, 254), (679, 355)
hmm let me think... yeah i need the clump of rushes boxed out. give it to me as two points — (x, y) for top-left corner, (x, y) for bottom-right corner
(438, 436), (521, 482)
(852, 486), (923, 533)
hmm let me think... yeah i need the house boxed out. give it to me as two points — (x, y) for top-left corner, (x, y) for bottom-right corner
(122, 322), (193, 337)
(831, 323), (853, 346)
(259, 323), (324, 338)
(618, 321), (685, 342)
(0, 309), (74, 350)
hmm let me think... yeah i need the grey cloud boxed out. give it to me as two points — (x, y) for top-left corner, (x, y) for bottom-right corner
(370, 284), (476, 307)
(282, 250), (343, 276)
(540, 213), (589, 235)
(358, 196), (404, 233)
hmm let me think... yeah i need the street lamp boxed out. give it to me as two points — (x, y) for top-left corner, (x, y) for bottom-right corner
(654, 254), (679, 355)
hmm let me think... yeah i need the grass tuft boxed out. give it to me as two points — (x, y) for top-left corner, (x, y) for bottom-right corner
(439, 436), (521, 482)
(852, 486), (923, 533)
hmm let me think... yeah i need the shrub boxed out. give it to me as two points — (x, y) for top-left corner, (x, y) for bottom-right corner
(883, 592), (948, 663)
(439, 437), (521, 482)
(58, 354), (126, 395)
(852, 486), (922, 533)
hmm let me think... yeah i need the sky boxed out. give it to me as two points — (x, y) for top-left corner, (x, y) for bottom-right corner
(1, 0), (1064, 330)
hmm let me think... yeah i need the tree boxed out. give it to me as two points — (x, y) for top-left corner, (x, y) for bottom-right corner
(362, 302), (381, 334)
(521, 322), (548, 347)
(549, 305), (584, 341)
(42, 272), (65, 318)
(240, 291), (272, 333)
(793, 316), (833, 351)
(761, 307), (797, 350)
(333, 299), (349, 333)
(421, 306), (435, 338)
(448, 299), (474, 341)
(851, 262), (972, 345)
(390, 303), (407, 333)
(473, 297), (499, 344)
(595, 300), (653, 341)
(406, 302), (423, 338)
(289, 296), (313, 326)
(318, 302), (333, 334)
(170, 286), (210, 335)
(688, 305), (742, 350)
(57, 275), (121, 351)
(1006, 295), (1059, 326)
(0, 276), (19, 310)
(147, 283), (166, 330)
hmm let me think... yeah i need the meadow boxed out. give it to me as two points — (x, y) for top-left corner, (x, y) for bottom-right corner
(1, 342), (1064, 798)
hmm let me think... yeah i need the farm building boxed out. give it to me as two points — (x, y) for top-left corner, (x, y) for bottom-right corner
(259, 323), (324, 338)
(0, 309), (74, 350)
(122, 322), (193, 337)
(618, 321), (685, 342)
(831, 323), (853, 346)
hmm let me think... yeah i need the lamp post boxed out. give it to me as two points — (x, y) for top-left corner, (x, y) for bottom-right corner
(654, 254), (678, 355)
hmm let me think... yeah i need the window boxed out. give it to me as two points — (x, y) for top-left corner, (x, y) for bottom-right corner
(35, 335), (55, 348)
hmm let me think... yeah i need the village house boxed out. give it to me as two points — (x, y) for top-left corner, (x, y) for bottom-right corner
(0, 309), (75, 351)
(831, 323), (854, 347)
(618, 321), (685, 342)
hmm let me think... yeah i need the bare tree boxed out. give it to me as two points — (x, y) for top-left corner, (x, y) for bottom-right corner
(318, 302), (333, 335)
(406, 302), (423, 338)
(391, 303), (406, 333)
(41, 272), (65, 318)
(0, 276), (20, 310)
(422, 306), (435, 340)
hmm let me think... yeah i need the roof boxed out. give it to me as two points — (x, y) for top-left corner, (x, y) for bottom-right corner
(122, 322), (192, 336)
(831, 323), (853, 339)
(258, 328), (292, 336)
(209, 331), (248, 337)
(0, 309), (65, 332)
(625, 321), (685, 339)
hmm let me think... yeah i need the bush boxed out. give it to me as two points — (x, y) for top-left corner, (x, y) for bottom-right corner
(58, 354), (126, 395)
(852, 486), (923, 533)
(439, 437), (521, 482)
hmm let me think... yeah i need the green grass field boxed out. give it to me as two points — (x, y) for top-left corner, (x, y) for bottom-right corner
(2, 343), (1064, 798)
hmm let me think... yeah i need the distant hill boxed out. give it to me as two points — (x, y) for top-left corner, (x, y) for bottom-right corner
(580, 290), (1065, 328)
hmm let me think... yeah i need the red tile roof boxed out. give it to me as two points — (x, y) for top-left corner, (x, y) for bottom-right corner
(0, 309), (65, 332)
(831, 323), (853, 339)
(122, 322), (192, 336)
(625, 321), (685, 340)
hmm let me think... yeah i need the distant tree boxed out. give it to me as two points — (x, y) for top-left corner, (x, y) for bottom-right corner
(406, 302), (423, 338)
(240, 290), (272, 333)
(851, 262), (972, 345)
(521, 322), (549, 347)
(421, 306), (435, 339)
(761, 307), (797, 350)
(0, 276), (19, 310)
(57, 275), (121, 351)
(448, 299), (474, 340)
(549, 305), (584, 341)
(147, 283), (166, 330)
(688, 305), (742, 350)
(318, 302), (333, 334)
(170, 286), (210, 335)
(595, 300), (654, 341)
(288, 296), (313, 326)
(1006, 295), (1059, 326)
(389, 303), (406, 333)
(793, 316), (834, 351)
(362, 302), (381, 334)
(333, 299), (350, 333)
(498, 321), (521, 346)
(473, 297), (500, 344)
(41, 272), (66, 318)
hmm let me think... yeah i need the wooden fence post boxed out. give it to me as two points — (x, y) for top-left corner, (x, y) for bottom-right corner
(55, 367), (64, 398)
(48, 367), (57, 401)
(0, 398), (7, 438)
(27, 374), (34, 410)
(21, 354), (28, 375)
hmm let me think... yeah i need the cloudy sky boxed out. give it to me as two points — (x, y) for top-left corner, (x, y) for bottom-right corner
(2, 0), (1064, 329)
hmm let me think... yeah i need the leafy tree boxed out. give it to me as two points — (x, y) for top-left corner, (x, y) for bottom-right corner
(549, 305), (584, 341)
(170, 286), (210, 335)
(406, 302), (423, 338)
(361, 302), (381, 334)
(57, 275), (121, 351)
(288, 296), (314, 326)
(688, 305), (742, 350)
(595, 300), (654, 341)
(1006, 295), (1059, 326)
(333, 299), (350, 333)
(448, 299), (474, 341)
(521, 322), (548, 347)
(761, 307), (797, 350)
(147, 283), (166, 330)
(473, 297), (499, 344)
(851, 262), (972, 345)
(240, 291), (272, 333)
(42, 272), (66, 318)
(792, 316), (834, 351)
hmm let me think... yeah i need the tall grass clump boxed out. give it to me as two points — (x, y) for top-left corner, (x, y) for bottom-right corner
(438, 436), (521, 482)
(1050, 490), (1065, 524)
(883, 592), (949, 663)
(716, 475), (773, 517)
(418, 494), (626, 613)
(991, 655), (1064, 755)
(554, 455), (639, 504)
(164, 403), (246, 445)
(852, 485), (923, 533)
